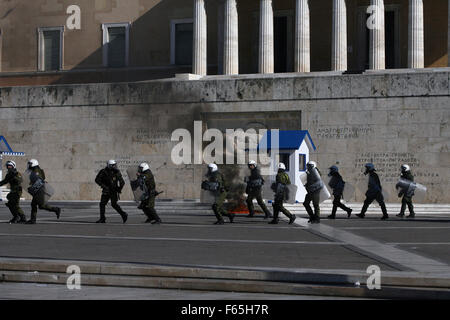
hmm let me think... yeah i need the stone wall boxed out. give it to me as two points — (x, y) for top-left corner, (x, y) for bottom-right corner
(0, 69), (449, 202)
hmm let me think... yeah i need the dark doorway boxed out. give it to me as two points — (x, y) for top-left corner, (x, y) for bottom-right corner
(274, 16), (288, 73)
(364, 11), (398, 69)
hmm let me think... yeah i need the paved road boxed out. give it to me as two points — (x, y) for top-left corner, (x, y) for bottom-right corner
(0, 202), (449, 299)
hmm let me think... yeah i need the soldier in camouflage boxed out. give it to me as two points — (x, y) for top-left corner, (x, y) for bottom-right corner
(0, 160), (27, 223)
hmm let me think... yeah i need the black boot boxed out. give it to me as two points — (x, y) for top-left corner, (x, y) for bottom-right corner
(289, 215), (297, 225)
(327, 214), (336, 219)
(268, 219), (279, 224)
(347, 208), (353, 218)
(26, 212), (37, 224)
(214, 219), (225, 225)
(18, 214), (27, 224)
(121, 212), (128, 224)
(54, 207), (61, 219)
(9, 215), (19, 224)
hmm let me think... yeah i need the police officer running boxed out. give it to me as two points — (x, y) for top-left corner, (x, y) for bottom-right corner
(136, 162), (162, 224)
(202, 164), (234, 225)
(0, 161), (27, 223)
(269, 163), (296, 225)
(25, 159), (61, 224)
(303, 161), (323, 224)
(396, 164), (415, 219)
(245, 160), (272, 219)
(95, 160), (128, 224)
(327, 165), (352, 219)
(356, 163), (389, 220)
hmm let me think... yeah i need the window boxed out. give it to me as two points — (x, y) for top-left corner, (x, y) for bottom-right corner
(299, 154), (306, 172)
(170, 19), (193, 65)
(102, 23), (130, 68)
(38, 27), (64, 71)
(280, 153), (290, 172)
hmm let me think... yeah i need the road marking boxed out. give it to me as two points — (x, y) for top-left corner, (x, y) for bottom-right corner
(388, 243), (450, 245)
(341, 227), (450, 230)
(0, 233), (341, 245)
(288, 217), (450, 273)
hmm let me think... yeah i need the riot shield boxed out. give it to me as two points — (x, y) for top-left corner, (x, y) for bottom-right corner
(200, 189), (216, 204)
(308, 168), (330, 203)
(32, 182), (54, 206)
(127, 167), (148, 203)
(284, 184), (298, 204)
(300, 172), (307, 185)
(396, 178), (427, 203)
(261, 176), (276, 200)
(319, 185), (331, 203)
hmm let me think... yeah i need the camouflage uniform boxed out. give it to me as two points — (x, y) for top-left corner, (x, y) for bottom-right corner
(27, 166), (61, 224)
(397, 171), (415, 218)
(139, 169), (161, 223)
(207, 171), (234, 224)
(246, 167), (272, 219)
(270, 171), (295, 224)
(0, 169), (26, 223)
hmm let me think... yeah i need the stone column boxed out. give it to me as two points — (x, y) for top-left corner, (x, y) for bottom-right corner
(259, 0), (274, 73)
(331, 0), (347, 71)
(193, 0), (207, 75)
(295, 0), (310, 72)
(448, 0), (450, 66)
(408, 0), (424, 68)
(223, 0), (239, 74)
(369, 0), (385, 70)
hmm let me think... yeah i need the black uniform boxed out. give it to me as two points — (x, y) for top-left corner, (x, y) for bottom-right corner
(95, 167), (128, 223)
(397, 171), (415, 218)
(246, 167), (272, 219)
(0, 169), (26, 223)
(27, 166), (61, 224)
(328, 172), (352, 219)
(358, 171), (388, 219)
(269, 170), (296, 224)
(303, 167), (323, 223)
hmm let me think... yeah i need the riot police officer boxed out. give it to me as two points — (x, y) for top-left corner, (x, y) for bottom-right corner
(202, 164), (234, 225)
(95, 160), (128, 224)
(269, 163), (296, 225)
(0, 161), (27, 223)
(245, 160), (272, 219)
(25, 159), (61, 224)
(303, 161), (323, 224)
(356, 163), (389, 220)
(137, 162), (162, 224)
(396, 164), (415, 219)
(327, 165), (352, 219)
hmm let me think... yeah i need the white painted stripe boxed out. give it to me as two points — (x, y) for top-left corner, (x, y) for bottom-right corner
(285, 217), (450, 273)
(0, 233), (340, 245)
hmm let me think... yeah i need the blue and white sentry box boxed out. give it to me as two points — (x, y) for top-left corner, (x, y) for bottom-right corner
(258, 130), (316, 203)
(0, 136), (25, 201)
